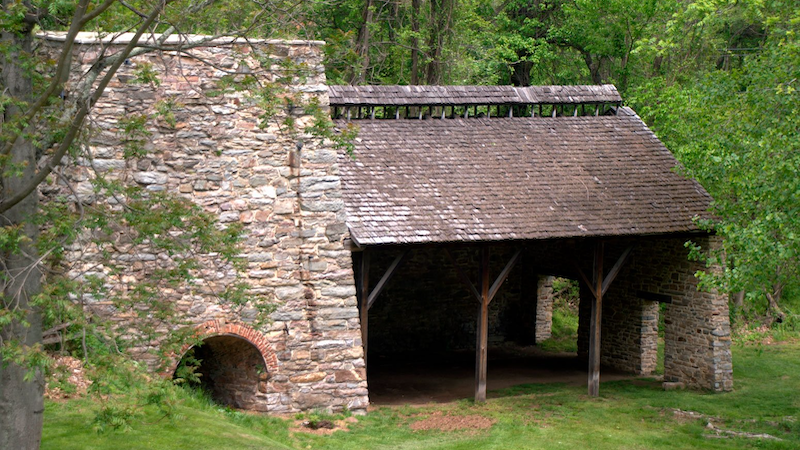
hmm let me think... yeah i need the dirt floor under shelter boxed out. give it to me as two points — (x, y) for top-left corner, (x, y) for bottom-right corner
(367, 345), (638, 406)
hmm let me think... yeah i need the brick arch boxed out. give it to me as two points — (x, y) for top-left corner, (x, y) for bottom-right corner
(169, 319), (278, 375)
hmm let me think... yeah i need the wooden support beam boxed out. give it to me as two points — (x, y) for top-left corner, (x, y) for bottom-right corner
(488, 249), (522, 302)
(573, 243), (634, 397)
(601, 245), (633, 296)
(366, 250), (409, 310)
(444, 248), (482, 303)
(574, 261), (593, 294)
(637, 291), (672, 303)
(588, 241), (603, 397)
(444, 246), (522, 403)
(573, 244), (634, 299)
(475, 247), (490, 403)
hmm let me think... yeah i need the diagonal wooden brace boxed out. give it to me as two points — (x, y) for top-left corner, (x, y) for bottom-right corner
(367, 250), (409, 310)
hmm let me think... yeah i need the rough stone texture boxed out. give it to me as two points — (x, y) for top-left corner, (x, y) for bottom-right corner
(577, 237), (732, 391)
(38, 35), (731, 410)
(661, 236), (732, 392)
(535, 276), (554, 342)
(193, 335), (266, 409)
(43, 37), (368, 413)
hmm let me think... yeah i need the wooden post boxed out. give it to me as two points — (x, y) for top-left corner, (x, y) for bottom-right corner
(359, 249), (370, 368)
(573, 243), (632, 397)
(588, 242), (603, 397)
(475, 247), (490, 403)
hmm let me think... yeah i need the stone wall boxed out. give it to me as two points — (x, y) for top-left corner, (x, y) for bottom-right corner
(661, 236), (732, 391)
(577, 237), (732, 391)
(42, 35), (368, 413)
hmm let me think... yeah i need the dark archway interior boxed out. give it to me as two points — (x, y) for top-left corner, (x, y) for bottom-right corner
(175, 335), (266, 409)
(357, 243), (627, 404)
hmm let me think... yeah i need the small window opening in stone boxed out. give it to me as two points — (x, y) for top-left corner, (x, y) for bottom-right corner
(173, 335), (267, 410)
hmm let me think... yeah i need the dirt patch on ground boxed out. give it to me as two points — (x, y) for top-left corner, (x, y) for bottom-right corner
(665, 408), (783, 441)
(409, 410), (495, 432)
(45, 355), (91, 400)
(290, 416), (358, 435)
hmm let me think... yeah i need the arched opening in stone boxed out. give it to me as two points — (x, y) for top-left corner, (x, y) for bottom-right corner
(174, 335), (267, 409)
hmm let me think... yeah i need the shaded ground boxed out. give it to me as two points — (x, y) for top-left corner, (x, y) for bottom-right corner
(368, 345), (635, 405)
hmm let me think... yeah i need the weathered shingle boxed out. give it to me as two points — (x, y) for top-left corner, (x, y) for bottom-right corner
(328, 84), (621, 107)
(338, 107), (711, 246)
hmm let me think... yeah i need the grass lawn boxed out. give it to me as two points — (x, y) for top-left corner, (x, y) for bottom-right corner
(43, 340), (800, 450)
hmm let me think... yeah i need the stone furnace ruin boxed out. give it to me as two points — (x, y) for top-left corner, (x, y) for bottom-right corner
(46, 33), (732, 414)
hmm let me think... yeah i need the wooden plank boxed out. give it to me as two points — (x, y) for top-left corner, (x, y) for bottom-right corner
(601, 245), (633, 296)
(367, 250), (409, 310)
(444, 248), (482, 303)
(636, 291), (672, 303)
(573, 261), (594, 296)
(588, 241), (603, 397)
(359, 249), (370, 368)
(487, 248), (522, 303)
(475, 246), (490, 403)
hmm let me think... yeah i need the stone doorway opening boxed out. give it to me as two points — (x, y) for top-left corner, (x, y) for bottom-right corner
(174, 335), (267, 409)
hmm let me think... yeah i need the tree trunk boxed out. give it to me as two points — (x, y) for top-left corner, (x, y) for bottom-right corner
(731, 291), (745, 308)
(766, 284), (785, 324)
(425, 0), (454, 85)
(410, 0), (421, 85)
(511, 60), (534, 86)
(0, 27), (45, 450)
(351, 0), (375, 84)
(582, 51), (604, 85)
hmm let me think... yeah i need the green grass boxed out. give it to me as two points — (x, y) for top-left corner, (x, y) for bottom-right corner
(537, 278), (580, 353)
(44, 390), (295, 450)
(43, 339), (800, 450)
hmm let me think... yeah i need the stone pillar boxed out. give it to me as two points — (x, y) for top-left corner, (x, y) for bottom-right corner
(534, 275), (554, 342)
(663, 236), (732, 391)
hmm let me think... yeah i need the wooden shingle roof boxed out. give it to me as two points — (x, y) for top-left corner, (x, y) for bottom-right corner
(338, 107), (712, 246)
(329, 84), (621, 107)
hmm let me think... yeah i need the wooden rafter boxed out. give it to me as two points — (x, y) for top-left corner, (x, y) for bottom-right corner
(488, 249), (522, 302)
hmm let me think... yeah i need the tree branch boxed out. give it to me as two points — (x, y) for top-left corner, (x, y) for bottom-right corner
(0, 0), (171, 214)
